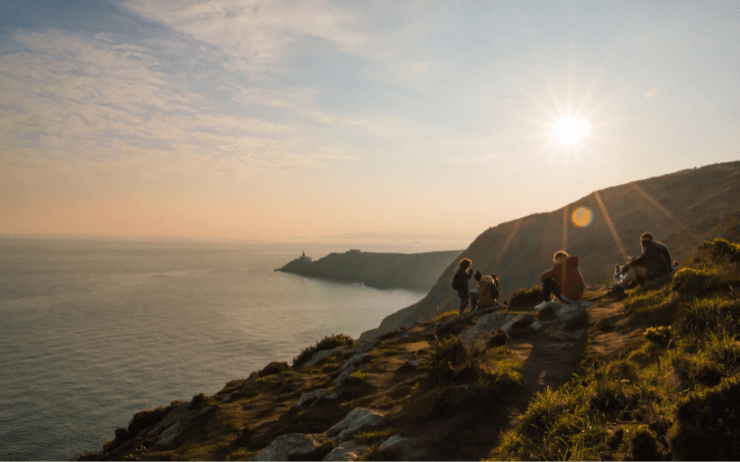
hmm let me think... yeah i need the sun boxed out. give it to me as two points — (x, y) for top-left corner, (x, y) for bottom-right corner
(553, 116), (590, 146)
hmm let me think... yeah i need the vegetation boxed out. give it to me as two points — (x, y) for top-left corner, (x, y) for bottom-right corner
(292, 333), (357, 367)
(497, 237), (740, 461)
(509, 284), (543, 309)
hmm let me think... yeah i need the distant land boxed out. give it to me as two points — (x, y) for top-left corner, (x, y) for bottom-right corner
(360, 160), (740, 342)
(321, 231), (473, 241)
(277, 249), (463, 292)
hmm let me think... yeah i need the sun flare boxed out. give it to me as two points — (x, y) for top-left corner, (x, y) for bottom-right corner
(553, 116), (590, 146)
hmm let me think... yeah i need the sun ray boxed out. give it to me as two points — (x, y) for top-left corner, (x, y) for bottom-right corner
(562, 206), (569, 251)
(593, 190), (628, 260)
(493, 218), (524, 273)
(630, 183), (702, 245)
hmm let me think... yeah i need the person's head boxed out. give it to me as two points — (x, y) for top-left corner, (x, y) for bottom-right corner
(640, 232), (653, 247)
(553, 250), (569, 265)
(490, 273), (499, 286)
(459, 258), (472, 269)
(474, 270), (482, 282)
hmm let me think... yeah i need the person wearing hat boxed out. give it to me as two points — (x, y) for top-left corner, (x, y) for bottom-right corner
(611, 232), (672, 294)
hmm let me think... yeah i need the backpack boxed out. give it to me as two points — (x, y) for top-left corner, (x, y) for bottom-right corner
(451, 267), (462, 291)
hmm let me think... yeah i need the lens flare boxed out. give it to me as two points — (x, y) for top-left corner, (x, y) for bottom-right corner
(570, 206), (594, 227)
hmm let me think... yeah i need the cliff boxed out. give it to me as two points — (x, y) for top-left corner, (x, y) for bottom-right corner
(76, 237), (740, 461)
(360, 161), (740, 342)
(277, 249), (463, 292)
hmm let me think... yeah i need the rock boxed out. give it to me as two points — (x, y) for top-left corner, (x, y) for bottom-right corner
(245, 373), (259, 387)
(340, 353), (368, 372)
(251, 433), (324, 461)
(377, 435), (425, 459)
(555, 303), (582, 317)
(459, 313), (513, 346)
(502, 313), (535, 332)
(549, 328), (586, 342)
(323, 440), (369, 461)
(405, 359), (419, 368)
(537, 304), (556, 320)
(326, 408), (386, 441)
(306, 346), (350, 368)
(295, 388), (329, 407)
(146, 404), (216, 449)
(561, 310), (588, 331)
(530, 320), (550, 331)
(354, 339), (378, 354)
(435, 315), (466, 336)
(336, 365), (357, 387)
(326, 391), (339, 400)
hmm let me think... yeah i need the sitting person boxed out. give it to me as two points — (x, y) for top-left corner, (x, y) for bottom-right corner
(612, 232), (672, 294)
(535, 250), (585, 310)
(474, 272), (500, 309)
(451, 258), (474, 315)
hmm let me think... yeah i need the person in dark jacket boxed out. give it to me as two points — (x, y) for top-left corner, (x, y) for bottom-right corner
(452, 258), (474, 315)
(612, 233), (672, 294)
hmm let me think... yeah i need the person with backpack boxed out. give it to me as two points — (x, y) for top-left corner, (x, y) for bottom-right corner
(451, 258), (474, 315)
(474, 273), (500, 309)
(535, 250), (586, 310)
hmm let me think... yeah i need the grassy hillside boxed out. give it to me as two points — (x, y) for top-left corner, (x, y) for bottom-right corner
(76, 237), (740, 461)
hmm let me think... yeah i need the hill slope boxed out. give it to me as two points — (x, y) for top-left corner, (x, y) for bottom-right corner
(360, 161), (740, 342)
(77, 237), (740, 461)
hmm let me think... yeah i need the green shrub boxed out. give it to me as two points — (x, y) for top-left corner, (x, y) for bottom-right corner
(509, 284), (543, 309)
(127, 406), (169, 436)
(644, 326), (672, 348)
(428, 335), (482, 385)
(189, 392), (207, 410)
(293, 333), (356, 367)
(671, 267), (711, 297)
(629, 426), (664, 461)
(667, 375), (740, 460)
(678, 297), (733, 333)
(704, 329), (740, 370)
(257, 361), (290, 378)
(700, 238), (740, 264)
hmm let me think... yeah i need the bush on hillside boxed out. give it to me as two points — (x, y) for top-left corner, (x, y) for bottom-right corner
(700, 238), (740, 264)
(667, 375), (740, 460)
(258, 361), (290, 378)
(671, 267), (711, 297)
(293, 333), (356, 367)
(644, 326), (672, 348)
(509, 284), (543, 309)
(428, 335), (482, 385)
(189, 392), (207, 410)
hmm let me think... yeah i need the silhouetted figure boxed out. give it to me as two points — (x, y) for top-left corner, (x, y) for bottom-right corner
(611, 232), (672, 294)
(535, 251), (585, 310)
(474, 272), (500, 310)
(451, 258), (474, 315)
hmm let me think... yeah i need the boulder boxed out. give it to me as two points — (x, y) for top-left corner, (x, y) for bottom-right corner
(295, 388), (329, 407)
(245, 373), (260, 387)
(146, 404), (216, 449)
(377, 435), (425, 459)
(459, 313), (513, 346)
(537, 304), (556, 320)
(323, 440), (369, 461)
(435, 315), (466, 336)
(336, 365), (357, 387)
(340, 353), (368, 371)
(502, 313), (535, 332)
(306, 346), (350, 368)
(326, 408), (386, 441)
(555, 303), (582, 317)
(530, 320), (550, 331)
(251, 433), (324, 461)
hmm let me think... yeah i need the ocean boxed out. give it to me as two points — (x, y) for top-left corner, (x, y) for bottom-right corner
(0, 237), (466, 460)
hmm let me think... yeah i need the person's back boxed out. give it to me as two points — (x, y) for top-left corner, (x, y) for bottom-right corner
(540, 255), (585, 302)
(476, 275), (499, 307)
(633, 240), (672, 279)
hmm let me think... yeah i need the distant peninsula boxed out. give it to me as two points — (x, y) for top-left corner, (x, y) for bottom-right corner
(276, 249), (463, 292)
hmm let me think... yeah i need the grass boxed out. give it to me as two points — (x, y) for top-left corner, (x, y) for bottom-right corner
(293, 333), (357, 368)
(496, 238), (740, 461)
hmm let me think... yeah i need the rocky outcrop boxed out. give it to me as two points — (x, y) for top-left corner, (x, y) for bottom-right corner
(323, 440), (369, 461)
(326, 408), (386, 441)
(251, 433), (325, 461)
(306, 346), (350, 368)
(459, 313), (514, 346)
(377, 435), (426, 460)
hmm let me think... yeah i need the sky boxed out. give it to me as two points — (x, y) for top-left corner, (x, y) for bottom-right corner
(1, 0), (739, 243)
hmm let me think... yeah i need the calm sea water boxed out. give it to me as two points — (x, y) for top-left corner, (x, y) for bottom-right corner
(0, 237), (465, 460)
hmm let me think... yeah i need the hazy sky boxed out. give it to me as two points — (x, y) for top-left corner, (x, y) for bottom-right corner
(2, 1), (739, 242)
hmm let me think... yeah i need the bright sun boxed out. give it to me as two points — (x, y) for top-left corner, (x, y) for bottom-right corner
(553, 116), (590, 146)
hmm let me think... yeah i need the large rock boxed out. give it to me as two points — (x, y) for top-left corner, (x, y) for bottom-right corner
(340, 353), (368, 372)
(336, 365), (357, 387)
(143, 403), (217, 450)
(377, 435), (425, 459)
(459, 313), (513, 346)
(295, 388), (329, 407)
(502, 313), (535, 332)
(251, 433), (324, 461)
(306, 346), (350, 368)
(326, 408), (386, 441)
(323, 440), (369, 461)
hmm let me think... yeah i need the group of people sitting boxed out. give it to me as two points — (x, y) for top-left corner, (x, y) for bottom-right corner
(451, 231), (674, 315)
